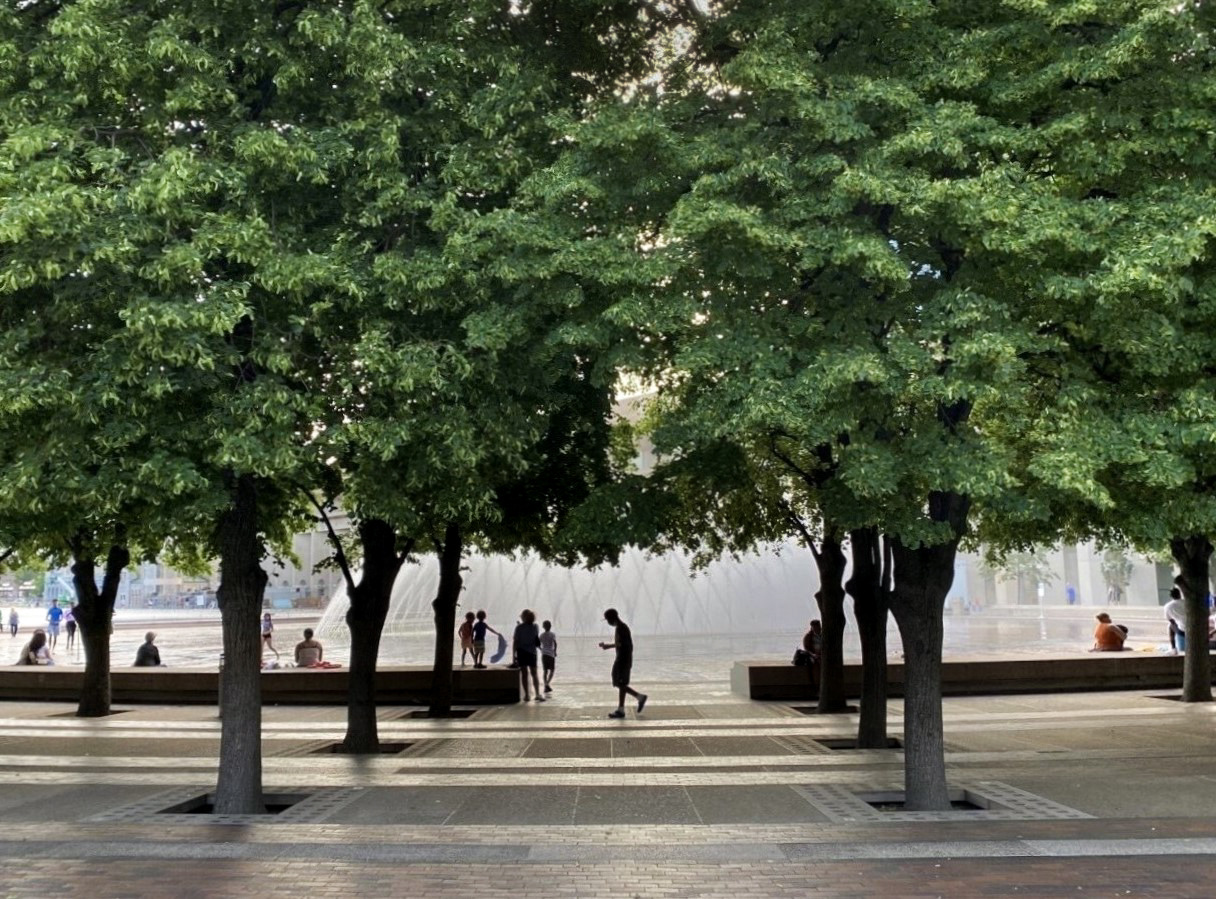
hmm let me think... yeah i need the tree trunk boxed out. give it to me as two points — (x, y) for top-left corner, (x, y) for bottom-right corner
(72, 540), (130, 717)
(428, 524), (463, 718)
(1170, 535), (1213, 703)
(213, 474), (269, 815)
(847, 527), (888, 748)
(343, 519), (407, 753)
(812, 534), (848, 713)
(888, 490), (969, 811)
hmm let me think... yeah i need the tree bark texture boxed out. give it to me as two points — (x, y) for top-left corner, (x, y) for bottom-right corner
(213, 474), (269, 814)
(847, 527), (889, 748)
(71, 540), (130, 717)
(1170, 535), (1213, 703)
(812, 534), (848, 713)
(343, 519), (407, 752)
(428, 524), (463, 718)
(888, 490), (969, 811)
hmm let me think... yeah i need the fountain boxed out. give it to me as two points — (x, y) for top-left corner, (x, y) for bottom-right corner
(316, 539), (821, 642)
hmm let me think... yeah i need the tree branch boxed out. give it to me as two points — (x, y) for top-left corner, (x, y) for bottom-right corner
(396, 537), (416, 568)
(295, 484), (357, 595)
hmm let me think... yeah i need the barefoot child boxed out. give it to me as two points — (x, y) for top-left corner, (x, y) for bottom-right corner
(472, 610), (500, 669)
(458, 612), (476, 666)
(539, 620), (557, 693)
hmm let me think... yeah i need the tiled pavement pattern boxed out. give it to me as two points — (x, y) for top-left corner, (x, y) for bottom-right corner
(1, 683), (1216, 897)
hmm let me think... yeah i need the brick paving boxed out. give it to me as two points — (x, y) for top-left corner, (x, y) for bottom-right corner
(1, 683), (1216, 896)
(6, 857), (1215, 898)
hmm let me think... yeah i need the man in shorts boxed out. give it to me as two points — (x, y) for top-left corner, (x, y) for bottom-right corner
(598, 608), (647, 719)
(45, 599), (63, 649)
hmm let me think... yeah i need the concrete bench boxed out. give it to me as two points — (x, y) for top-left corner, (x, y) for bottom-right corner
(0, 665), (520, 705)
(732, 653), (1206, 701)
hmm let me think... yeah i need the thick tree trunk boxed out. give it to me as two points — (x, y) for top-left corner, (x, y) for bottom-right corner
(343, 519), (407, 753)
(428, 524), (463, 718)
(888, 490), (969, 811)
(812, 534), (848, 713)
(72, 541), (130, 717)
(847, 527), (889, 748)
(1170, 535), (1213, 703)
(213, 475), (269, 815)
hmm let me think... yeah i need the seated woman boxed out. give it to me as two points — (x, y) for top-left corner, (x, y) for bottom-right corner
(17, 629), (53, 665)
(1091, 613), (1127, 652)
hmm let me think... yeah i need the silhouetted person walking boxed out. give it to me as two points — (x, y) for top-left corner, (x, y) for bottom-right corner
(599, 608), (647, 719)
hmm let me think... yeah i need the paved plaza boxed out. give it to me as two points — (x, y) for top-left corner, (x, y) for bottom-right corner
(1, 666), (1215, 897)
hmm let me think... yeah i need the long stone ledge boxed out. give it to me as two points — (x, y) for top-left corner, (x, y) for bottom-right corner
(733, 653), (1216, 701)
(0, 665), (519, 705)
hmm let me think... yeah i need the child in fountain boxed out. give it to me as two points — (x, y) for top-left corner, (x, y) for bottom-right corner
(471, 610), (500, 669)
(539, 619), (557, 693)
(458, 612), (476, 666)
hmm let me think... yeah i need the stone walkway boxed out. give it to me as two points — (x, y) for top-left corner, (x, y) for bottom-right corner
(1, 681), (1215, 896)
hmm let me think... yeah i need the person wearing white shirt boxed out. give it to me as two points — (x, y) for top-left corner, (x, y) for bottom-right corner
(539, 620), (558, 694)
(1163, 588), (1187, 653)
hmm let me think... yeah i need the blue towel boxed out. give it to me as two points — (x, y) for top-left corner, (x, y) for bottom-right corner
(490, 633), (508, 663)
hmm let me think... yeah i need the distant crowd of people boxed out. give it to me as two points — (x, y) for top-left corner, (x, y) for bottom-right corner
(10, 604), (332, 670)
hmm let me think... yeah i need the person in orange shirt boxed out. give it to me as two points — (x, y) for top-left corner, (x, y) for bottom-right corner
(1092, 613), (1127, 652)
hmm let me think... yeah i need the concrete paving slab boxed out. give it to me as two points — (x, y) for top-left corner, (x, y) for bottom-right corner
(0, 784), (163, 823)
(322, 786), (478, 825)
(688, 785), (831, 824)
(444, 786), (578, 825)
(573, 785), (701, 825)
(521, 738), (611, 759)
(412, 738), (532, 759)
(1008, 773), (1216, 819)
(691, 736), (795, 756)
(0, 737), (222, 757)
(610, 737), (702, 758)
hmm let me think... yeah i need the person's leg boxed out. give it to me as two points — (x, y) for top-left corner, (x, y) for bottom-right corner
(621, 684), (647, 711)
(531, 664), (543, 700)
(520, 665), (530, 700)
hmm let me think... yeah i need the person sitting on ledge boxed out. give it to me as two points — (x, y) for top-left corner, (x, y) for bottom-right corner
(295, 628), (324, 667)
(1091, 613), (1128, 652)
(17, 628), (53, 665)
(133, 632), (163, 666)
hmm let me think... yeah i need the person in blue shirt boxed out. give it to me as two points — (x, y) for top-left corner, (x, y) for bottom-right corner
(471, 610), (500, 669)
(45, 600), (64, 649)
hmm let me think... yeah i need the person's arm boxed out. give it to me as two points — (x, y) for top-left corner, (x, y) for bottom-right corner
(317, 643), (324, 662)
(599, 640), (615, 650)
